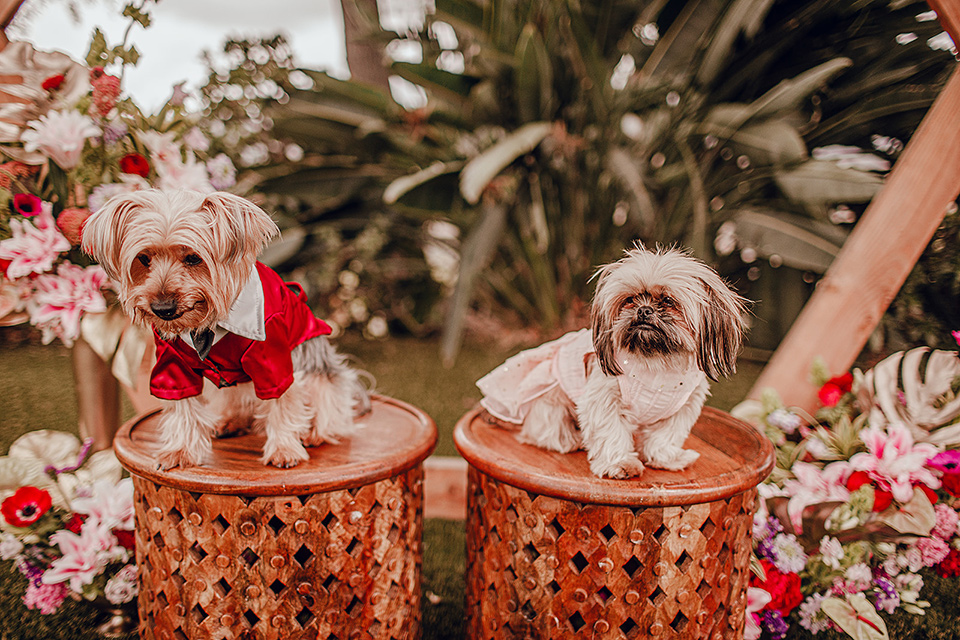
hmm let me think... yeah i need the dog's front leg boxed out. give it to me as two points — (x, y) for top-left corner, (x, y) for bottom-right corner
(257, 384), (311, 468)
(638, 380), (707, 471)
(577, 369), (645, 479)
(157, 396), (218, 470)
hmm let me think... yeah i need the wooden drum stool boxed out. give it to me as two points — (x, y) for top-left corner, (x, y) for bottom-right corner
(454, 406), (774, 640)
(114, 396), (436, 640)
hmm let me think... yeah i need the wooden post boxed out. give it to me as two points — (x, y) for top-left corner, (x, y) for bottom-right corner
(748, 12), (960, 412)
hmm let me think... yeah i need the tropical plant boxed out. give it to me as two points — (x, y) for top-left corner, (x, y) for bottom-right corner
(214, 0), (955, 359)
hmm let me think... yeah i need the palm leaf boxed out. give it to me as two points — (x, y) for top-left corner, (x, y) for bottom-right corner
(460, 121), (552, 204)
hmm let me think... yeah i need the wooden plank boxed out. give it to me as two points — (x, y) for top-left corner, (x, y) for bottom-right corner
(927, 0), (960, 45)
(747, 62), (960, 412)
(423, 456), (467, 520)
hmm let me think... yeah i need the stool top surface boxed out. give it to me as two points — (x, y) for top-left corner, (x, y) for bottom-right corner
(454, 406), (774, 507)
(114, 395), (437, 496)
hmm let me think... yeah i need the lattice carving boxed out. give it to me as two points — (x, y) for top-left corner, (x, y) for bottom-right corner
(133, 467), (424, 640)
(464, 468), (757, 640)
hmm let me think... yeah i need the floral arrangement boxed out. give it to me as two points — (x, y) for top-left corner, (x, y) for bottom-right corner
(0, 430), (135, 614)
(0, 2), (238, 350)
(735, 344), (960, 640)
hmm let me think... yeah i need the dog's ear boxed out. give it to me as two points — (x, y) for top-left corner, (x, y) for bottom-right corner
(696, 274), (749, 381)
(590, 263), (622, 377)
(80, 194), (141, 281)
(201, 192), (279, 263)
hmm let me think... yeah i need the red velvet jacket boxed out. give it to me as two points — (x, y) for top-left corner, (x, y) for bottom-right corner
(150, 262), (331, 401)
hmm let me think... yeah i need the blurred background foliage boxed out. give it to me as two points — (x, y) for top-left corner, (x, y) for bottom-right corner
(195, 0), (957, 361)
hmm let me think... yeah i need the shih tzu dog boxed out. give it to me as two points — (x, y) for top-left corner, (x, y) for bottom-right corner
(477, 245), (748, 479)
(82, 189), (370, 470)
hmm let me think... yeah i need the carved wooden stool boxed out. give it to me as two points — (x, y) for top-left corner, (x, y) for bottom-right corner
(114, 395), (436, 640)
(454, 406), (774, 640)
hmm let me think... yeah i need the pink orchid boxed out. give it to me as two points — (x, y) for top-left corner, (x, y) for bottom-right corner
(782, 461), (851, 532)
(745, 587), (772, 640)
(0, 204), (70, 279)
(42, 520), (116, 592)
(26, 261), (108, 346)
(71, 478), (134, 530)
(847, 423), (940, 503)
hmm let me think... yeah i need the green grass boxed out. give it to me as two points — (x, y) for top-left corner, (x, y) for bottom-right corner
(0, 330), (763, 639)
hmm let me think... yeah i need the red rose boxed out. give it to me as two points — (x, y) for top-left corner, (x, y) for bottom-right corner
(112, 528), (135, 551)
(41, 74), (65, 91)
(1, 486), (52, 527)
(119, 153), (150, 178)
(57, 207), (91, 245)
(0, 257), (10, 277)
(13, 193), (42, 217)
(91, 74), (121, 116)
(936, 547), (960, 578)
(845, 471), (893, 512)
(750, 559), (803, 616)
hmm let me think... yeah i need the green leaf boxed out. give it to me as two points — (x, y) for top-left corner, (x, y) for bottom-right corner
(85, 28), (109, 67)
(460, 121), (551, 204)
(441, 202), (508, 365)
(122, 3), (152, 28)
(774, 159), (884, 205)
(703, 118), (807, 166)
(821, 594), (889, 640)
(383, 161), (464, 204)
(696, 0), (777, 86)
(514, 23), (553, 123)
(750, 58), (853, 120)
(728, 208), (848, 273)
(392, 61), (480, 102)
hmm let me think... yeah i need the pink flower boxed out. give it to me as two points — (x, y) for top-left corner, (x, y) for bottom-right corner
(928, 449), (960, 474)
(0, 204), (70, 279)
(782, 460), (851, 532)
(13, 193), (42, 217)
(23, 580), (68, 614)
(953, 330), (960, 347)
(71, 478), (134, 531)
(745, 587), (772, 640)
(42, 520), (117, 592)
(155, 151), (212, 192)
(915, 536), (951, 567)
(26, 261), (108, 346)
(20, 109), (100, 170)
(933, 503), (959, 540)
(845, 424), (940, 503)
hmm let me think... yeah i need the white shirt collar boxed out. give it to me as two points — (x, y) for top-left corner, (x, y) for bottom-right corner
(180, 266), (265, 352)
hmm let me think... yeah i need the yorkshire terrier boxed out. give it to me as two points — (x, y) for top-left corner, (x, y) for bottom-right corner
(478, 245), (748, 479)
(82, 189), (370, 470)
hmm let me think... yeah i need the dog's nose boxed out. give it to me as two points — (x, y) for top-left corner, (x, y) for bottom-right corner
(150, 298), (180, 320)
(637, 305), (656, 320)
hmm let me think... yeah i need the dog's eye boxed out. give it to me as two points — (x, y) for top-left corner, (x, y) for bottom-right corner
(622, 296), (635, 308)
(661, 296), (676, 308)
(183, 254), (203, 266)
(137, 254), (150, 267)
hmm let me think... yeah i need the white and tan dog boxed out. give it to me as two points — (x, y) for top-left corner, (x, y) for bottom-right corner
(478, 245), (748, 479)
(82, 189), (369, 470)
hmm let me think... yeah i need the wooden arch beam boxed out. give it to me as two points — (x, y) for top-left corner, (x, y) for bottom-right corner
(747, 0), (960, 412)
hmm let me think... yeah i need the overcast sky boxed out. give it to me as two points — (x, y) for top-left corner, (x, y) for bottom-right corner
(8, 0), (352, 112)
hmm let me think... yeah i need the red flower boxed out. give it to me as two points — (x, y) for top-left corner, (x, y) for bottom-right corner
(936, 547), (960, 578)
(91, 73), (121, 116)
(113, 528), (135, 551)
(1, 486), (52, 527)
(41, 74), (65, 91)
(57, 207), (91, 245)
(941, 473), (960, 497)
(13, 193), (42, 217)
(818, 372), (854, 407)
(119, 153), (150, 178)
(0, 257), (10, 277)
(64, 513), (86, 534)
(845, 471), (893, 511)
(750, 559), (803, 616)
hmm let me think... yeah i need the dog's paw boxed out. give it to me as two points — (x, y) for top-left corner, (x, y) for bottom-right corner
(262, 444), (309, 469)
(157, 449), (200, 471)
(646, 448), (700, 471)
(590, 455), (645, 479)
